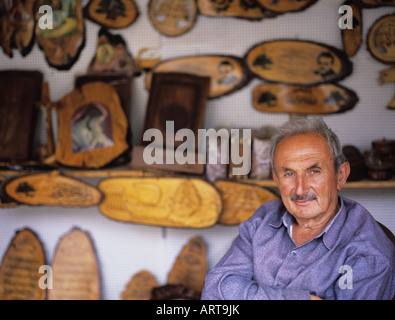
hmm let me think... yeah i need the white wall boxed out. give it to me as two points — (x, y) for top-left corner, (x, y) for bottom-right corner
(0, 0), (394, 300)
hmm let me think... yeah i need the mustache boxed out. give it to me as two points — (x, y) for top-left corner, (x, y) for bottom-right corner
(290, 193), (317, 201)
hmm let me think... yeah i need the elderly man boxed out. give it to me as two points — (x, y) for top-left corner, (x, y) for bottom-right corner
(202, 117), (395, 300)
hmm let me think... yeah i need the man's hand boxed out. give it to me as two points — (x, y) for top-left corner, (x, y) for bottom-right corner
(310, 295), (323, 300)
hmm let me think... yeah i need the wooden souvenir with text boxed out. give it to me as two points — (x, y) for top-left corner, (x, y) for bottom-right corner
(257, 0), (319, 13)
(121, 270), (159, 300)
(367, 14), (395, 64)
(341, 0), (363, 57)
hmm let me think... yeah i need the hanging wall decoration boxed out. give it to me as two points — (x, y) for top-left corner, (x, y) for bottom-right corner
(0, 229), (46, 300)
(98, 177), (222, 228)
(355, 0), (395, 7)
(252, 83), (359, 114)
(35, 0), (84, 70)
(121, 270), (159, 300)
(379, 66), (395, 110)
(367, 14), (395, 64)
(84, 0), (139, 29)
(0, 0), (37, 57)
(146, 55), (251, 98)
(148, 0), (197, 37)
(341, 0), (363, 57)
(245, 40), (353, 85)
(55, 82), (129, 168)
(197, 0), (278, 20)
(257, 0), (318, 13)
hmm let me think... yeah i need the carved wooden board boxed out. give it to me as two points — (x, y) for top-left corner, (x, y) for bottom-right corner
(252, 83), (359, 114)
(257, 0), (318, 13)
(214, 180), (278, 225)
(379, 67), (395, 110)
(84, 0), (139, 28)
(98, 177), (222, 228)
(0, 229), (46, 300)
(367, 14), (395, 64)
(167, 236), (207, 292)
(121, 270), (159, 300)
(148, 0), (197, 37)
(341, 0), (363, 57)
(146, 55), (250, 98)
(35, 0), (84, 70)
(355, 0), (395, 7)
(48, 228), (100, 300)
(245, 40), (352, 85)
(4, 171), (102, 206)
(55, 82), (129, 168)
(0, 70), (42, 162)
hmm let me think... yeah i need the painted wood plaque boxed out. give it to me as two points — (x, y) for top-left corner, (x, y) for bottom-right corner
(252, 83), (359, 115)
(341, 0), (363, 57)
(4, 171), (102, 206)
(148, 0), (197, 37)
(367, 14), (395, 64)
(35, 0), (84, 70)
(55, 82), (129, 168)
(146, 55), (250, 98)
(257, 0), (318, 13)
(84, 0), (139, 29)
(48, 228), (100, 300)
(214, 180), (278, 225)
(245, 40), (352, 85)
(167, 236), (207, 292)
(98, 177), (222, 228)
(121, 270), (159, 300)
(0, 229), (46, 300)
(355, 0), (395, 7)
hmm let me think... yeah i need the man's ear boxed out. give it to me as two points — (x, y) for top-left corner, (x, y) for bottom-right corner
(272, 169), (279, 185)
(337, 161), (350, 191)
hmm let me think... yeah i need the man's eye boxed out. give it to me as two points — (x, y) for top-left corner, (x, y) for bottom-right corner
(310, 170), (320, 174)
(284, 172), (293, 177)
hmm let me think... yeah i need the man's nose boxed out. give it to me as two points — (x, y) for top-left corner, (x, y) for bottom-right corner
(295, 174), (309, 195)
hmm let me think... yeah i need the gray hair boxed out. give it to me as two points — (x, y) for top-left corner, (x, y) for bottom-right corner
(270, 117), (346, 176)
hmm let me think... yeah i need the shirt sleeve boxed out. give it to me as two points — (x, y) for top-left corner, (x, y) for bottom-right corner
(201, 218), (311, 300)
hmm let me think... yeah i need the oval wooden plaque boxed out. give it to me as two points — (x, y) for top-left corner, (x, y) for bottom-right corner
(214, 180), (278, 225)
(4, 171), (102, 207)
(98, 177), (222, 228)
(48, 228), (100, 300)
(245, 40), (352, 85)
(252, 83), (359, 115)
(355, 0), (395, 7)
(341, 0), (363, 57)
(367, 14), (395, 64)
(146, 55), (250, 98)
(0, 229), (46, 300)
(257, 0), (318, 13)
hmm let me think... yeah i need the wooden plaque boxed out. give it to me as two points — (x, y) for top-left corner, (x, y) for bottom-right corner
(245, 40), (353, 85)
(367, 14), (395, 64)
(257, 0), (318, 13)
(0, 229), (46, 300)
(355, 0), (395, 7)
(35, 0), (84, 70)
(341, 0), (363, 57)
(167, 236), (207, 292)
(0, 70), (43, 162)
(121, 270), (159, 300)
(84, 0), (139, 29)
(148, 0), (197, 37)
(48, 228), (100, 300)
(55, 82), (129, 168)
(146, 55), (250, 98)
(214, 180), (278, 225)
(4, 170), (102, 207)
(252, 83), (359, 114)
(98, 177), (222, 228)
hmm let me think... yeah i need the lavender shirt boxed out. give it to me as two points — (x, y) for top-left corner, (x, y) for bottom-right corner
(202, 197), (395, 300)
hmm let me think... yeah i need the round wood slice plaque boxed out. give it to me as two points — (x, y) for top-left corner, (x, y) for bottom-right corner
(0, 229), (46, 300)
(245, 40), (352, 85)
(341, 0), (363, 57)
(98, 177), (222, 228)
(146, 55), (250, 98)
(257, 0), (318, 13)
(48, 228), (100, 300)
(367, 14), (395, 64)
(252, 83), (359, 115)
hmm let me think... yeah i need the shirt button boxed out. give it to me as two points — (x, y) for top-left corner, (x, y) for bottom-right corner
(291, 250), (297, 256)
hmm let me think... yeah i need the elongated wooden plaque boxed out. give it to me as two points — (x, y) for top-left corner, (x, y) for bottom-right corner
(214, 180), (278, 225)
(341, 0), (363, 57)
(355, 0), (394, 7)
(0, 229), (46, 300)
(4, 171), (102, 207)
(121, 270), (159, 300)
(98, 177), (222, 228)
(245, 40), (352, 85)
(367, 14), (395, 64)
(48, 228), (100, 300)
(167, 236), (207, 292)
(252, 83), (358, 115)
(146, 55), (250, 98)
(257, 0), (318, 13)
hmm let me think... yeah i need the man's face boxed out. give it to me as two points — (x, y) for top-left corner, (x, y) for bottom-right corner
(272, 133), (348, 223)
